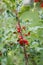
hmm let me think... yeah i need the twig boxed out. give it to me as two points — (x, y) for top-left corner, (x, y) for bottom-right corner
(14, 10), (28, 65)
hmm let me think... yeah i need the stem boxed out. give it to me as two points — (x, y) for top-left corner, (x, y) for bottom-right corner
(23, 45), (28, 65)
(14, 10), (28, 65)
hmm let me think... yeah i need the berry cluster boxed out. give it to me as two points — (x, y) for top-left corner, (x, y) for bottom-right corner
(19, 38), (29, 45)
(16, 24), (30, 46)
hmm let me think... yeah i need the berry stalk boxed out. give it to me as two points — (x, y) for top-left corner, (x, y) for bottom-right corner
(14, 10), (28, 65)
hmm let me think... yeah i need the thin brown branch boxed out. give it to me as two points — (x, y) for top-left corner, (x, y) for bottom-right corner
(14, 10), (28, 65)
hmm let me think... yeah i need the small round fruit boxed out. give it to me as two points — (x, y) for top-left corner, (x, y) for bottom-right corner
(40, 3), (43, 8)
(18, 35), (23, 39)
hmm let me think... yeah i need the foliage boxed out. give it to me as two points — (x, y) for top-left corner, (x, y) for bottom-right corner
(0, 0), (43, 65)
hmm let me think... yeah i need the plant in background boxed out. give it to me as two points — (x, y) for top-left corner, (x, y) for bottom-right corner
(0, 0), (43, 65)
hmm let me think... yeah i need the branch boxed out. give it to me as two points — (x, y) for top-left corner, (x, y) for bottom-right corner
(14, 10), (28, 65)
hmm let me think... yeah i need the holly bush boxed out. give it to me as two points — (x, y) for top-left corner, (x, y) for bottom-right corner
(0, 0), (43, 65)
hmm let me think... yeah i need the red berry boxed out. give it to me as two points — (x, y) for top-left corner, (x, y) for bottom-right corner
(17, 28), (21, 32)
(23, 39), (28, 45)
(34, 0), (39, 2)
(19, 39), (24, 45)
(16, 24), (21, 33)
(18, 35), (23, 39)
(24, 34), (28, 36)
(40, 3), (43, 8)
(19, 39), (29, 45)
